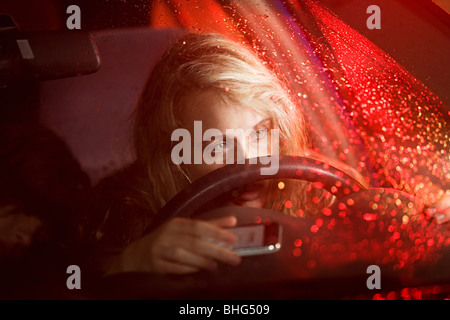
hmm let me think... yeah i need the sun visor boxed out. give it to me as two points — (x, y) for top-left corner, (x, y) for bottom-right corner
(0, 30), (100, 82)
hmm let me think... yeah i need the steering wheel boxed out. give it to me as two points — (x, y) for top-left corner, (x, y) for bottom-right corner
(100, 155), (450, 299)
(149, 155), (366, 230)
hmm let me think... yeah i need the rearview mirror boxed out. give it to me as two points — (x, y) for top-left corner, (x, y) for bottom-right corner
(0, 26), (100, 82)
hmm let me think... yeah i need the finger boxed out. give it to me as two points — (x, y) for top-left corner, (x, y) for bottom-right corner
(176, 235), (241, 267)
(435, 207), (450, 224)
(161, 246), (218, 271)
(154, 259), (200, 275)
(426, 192), (450, 224)
(169, 218), (237, 244)
(207, 215), (238, 228)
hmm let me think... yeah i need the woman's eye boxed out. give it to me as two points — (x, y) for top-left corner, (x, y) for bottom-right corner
(215, 142), (225, 151)
(251, 129), (268, 141)
(210, 141), (226, 155)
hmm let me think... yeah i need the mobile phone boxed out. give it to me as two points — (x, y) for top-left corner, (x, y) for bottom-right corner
(227, 222), (282, 256)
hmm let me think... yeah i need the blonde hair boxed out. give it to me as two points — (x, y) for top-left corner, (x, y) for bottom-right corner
(133, 32), (309, 214)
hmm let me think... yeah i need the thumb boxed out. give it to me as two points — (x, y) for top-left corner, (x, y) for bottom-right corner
(207, 215), (238, 228)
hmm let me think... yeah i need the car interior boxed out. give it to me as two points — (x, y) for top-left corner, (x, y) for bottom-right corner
(0, 0), (449, 300)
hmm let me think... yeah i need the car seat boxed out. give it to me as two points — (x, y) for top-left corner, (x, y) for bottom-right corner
(38, 28), (184, 185)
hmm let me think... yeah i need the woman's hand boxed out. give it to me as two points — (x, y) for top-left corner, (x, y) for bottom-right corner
(105, 216), (242, 276)
(426, 190), (450, 224)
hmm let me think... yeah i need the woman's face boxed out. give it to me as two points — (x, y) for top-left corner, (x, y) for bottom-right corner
(178, 90), (277, 208)
(0, 204), (43, 261)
